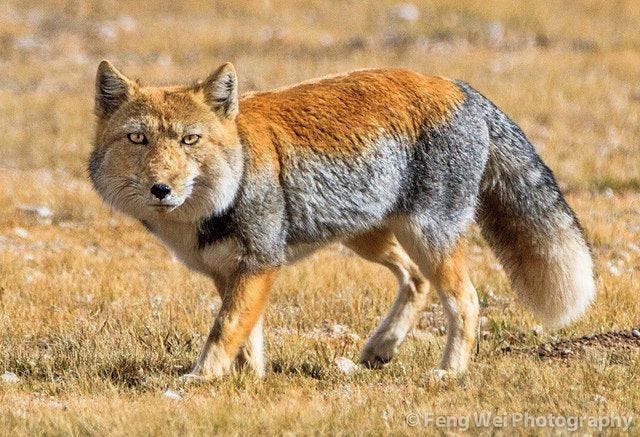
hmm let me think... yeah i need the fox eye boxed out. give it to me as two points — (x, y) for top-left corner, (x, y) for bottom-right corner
(128, 133), (147, 144)
(181, 134), (200, 145)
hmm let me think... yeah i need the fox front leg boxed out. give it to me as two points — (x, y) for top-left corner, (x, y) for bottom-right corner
(233, 315), (266, 378)
(186, 270), (276, 380)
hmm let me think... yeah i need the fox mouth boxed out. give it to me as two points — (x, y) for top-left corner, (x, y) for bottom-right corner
(150, 202), (182, 212)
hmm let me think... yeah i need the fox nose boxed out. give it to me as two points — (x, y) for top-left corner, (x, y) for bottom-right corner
(150, 183), (172, 200)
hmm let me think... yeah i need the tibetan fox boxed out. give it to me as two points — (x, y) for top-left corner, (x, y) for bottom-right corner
(89, 61), (595, 379)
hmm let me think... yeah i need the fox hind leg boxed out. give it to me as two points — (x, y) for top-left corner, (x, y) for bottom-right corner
(344, 228), (430, 368)
(392, 221), (479, 373)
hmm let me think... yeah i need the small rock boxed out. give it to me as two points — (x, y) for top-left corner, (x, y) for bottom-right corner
(322, 322), (353, 338)
(602, 187), (615, 198)
(560, 348), (573, 357)
(382, 409), (389, 424)
(606, 260), (621, 276)
(97, 24), (117, 41)
(487, 22), (504, 45)
(335, 357), (358, 374)
(18, 205), (53, 223)
(418, 368), (450, 386)
(539, 343), (552, 353)
(2, 371), (20, 384)
(393, 3), (420, 22)
(327, 323), (347, 335)
(631, 329), (640, 338)
(162, 389), (182, 400)
(485, 289), (510, 304)
(346, 332), (361, 342)
(481, 330), (491, 339)
(15, 36), (42, 49)
(478, 316), (489, 329)
(13, 228), (29, 238)
(429, 369), (448, 381)
(532, 325), (543, 336)
(117, 15), (136, 32)
(150, 295), (163, 311)
(157, 53), (172, 66)
(318, 33), (334, 47)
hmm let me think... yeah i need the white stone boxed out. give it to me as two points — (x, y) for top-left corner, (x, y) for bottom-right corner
(393, 3), (420, 22)
(117, 15), (136, 32)
(97, 24), (117, 41)
(157, 54), (172, 66)
(627, 243), (640, 254)
(602, 187), (615, 198)
(606, 260), (621, 276)
(335, 357), (358, 374)
(2, 371), (19, 384)
(162, 389), (182, 400)
(18, 205), (52, 219)
(13, 228), (29, 238)
(429, 369), (448, 381)
(487, 22), (504, 44)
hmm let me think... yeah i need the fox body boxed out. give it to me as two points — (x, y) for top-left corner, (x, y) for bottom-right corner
(89, 62), (595, 379)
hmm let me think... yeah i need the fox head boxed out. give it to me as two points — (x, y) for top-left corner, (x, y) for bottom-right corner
(88, 60), (244, 223)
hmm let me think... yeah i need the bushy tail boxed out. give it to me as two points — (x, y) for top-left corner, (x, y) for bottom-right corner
(476, 103), (595, 329)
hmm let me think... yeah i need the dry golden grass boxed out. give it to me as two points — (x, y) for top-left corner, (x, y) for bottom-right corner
(1, 0), (639, 434)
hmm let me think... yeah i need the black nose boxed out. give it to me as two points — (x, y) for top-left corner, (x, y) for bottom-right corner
(150, 183), (172, 200)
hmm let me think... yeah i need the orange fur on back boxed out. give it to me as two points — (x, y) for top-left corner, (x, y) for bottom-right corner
(236, 69), (464, 168)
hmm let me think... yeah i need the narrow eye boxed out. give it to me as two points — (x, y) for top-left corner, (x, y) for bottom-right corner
(181, 134), (200, 145)
(128, 133), (147, 144)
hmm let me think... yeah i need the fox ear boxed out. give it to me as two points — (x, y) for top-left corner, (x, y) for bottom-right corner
(95, 60), (134, 118)
(201, 63), (238, 119)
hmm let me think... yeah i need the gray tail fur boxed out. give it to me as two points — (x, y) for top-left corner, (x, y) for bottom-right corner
(474, 94), (595, 328)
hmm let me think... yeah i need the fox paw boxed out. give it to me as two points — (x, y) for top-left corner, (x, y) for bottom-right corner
(359, 343), (395, 369)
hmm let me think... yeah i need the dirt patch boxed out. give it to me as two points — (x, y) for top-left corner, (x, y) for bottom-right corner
(503, 329), (640, 359)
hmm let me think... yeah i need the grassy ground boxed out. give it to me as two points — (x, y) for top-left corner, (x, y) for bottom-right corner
(1, 0), (639, 434)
